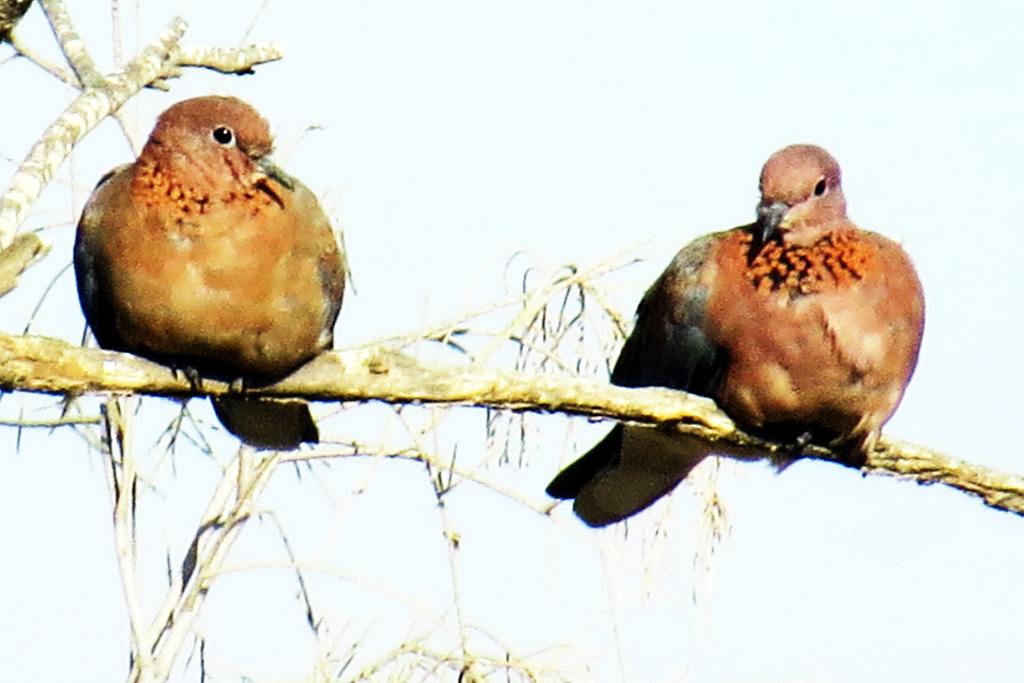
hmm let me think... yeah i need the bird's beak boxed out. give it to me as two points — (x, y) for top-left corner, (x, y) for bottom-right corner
(755, 201), (789, 243)
(255, 156), (295, 191)
(748, 201), (789, 263)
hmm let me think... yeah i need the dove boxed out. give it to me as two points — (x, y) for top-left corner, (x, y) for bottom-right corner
(74, 96), (345, 449)
(547, 144), (925, 526)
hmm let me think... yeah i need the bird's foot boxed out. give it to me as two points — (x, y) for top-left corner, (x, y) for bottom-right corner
(173, 365), (205, 394)
(768, 431), (813, 471)
(794, 431), (814, 451)
(227, 377), (249, 394)
(837, 436), (871, 470)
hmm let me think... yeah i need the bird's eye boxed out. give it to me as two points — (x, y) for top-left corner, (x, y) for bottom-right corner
(813, 178), (827, 196)
(212, 126), (235, 146)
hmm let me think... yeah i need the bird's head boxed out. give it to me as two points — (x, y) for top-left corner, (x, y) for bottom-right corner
(752, 144), (847, 254)
(140, 95), (294, 200)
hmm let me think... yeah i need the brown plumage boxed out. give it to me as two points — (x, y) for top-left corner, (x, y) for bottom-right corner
(74, 96), (346, 449)
(547, 144), (925, 526)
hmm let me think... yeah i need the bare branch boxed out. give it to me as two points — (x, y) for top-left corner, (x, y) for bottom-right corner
(0, 331), (1020, 520)
(0, 333), (731, 429)
(161, 453), (276, 682)
(0, 232), (48, 298)
(38, 0), (105, 87)
(0, 415), (100, 427)
(174, 42), (283, 74)
(0, 17), (185, 248)
(104, 397), (153, 677)
(7, 33), (78, 85)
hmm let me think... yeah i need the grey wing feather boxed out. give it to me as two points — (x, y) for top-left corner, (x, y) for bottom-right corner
(290, 180), (346, 350)
(73, 165), (132, 350)
(611, 233), (724, 397)
(546, 230), (732, 526)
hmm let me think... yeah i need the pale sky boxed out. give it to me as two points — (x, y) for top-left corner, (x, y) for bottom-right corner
(1, 1), (1023, 681)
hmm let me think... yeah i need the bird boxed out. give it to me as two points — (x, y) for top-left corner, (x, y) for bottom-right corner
(546, 144), (925, 527)
(74, 95), (346, 450)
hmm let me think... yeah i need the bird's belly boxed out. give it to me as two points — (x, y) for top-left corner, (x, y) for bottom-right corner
(715, 319), (900, 441)
(702, 246), (919, 445)
(721, 356), (869, 435)
(104, 237), (326, 378)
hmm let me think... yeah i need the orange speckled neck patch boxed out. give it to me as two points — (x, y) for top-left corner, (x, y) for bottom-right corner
(133, 160), (213, 215)
(132, 160), (274, 217)
(741, 230), (871, 295)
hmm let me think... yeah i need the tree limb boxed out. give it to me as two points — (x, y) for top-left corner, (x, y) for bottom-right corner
(0, 331), (1020, 519)
(0, 232), (47, 298)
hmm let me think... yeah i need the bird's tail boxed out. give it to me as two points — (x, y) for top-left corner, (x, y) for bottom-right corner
(547, 425), (712, 527)
(211, 396), (319, 450)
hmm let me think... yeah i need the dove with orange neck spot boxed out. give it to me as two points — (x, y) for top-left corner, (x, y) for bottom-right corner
(547, 144), (925, 526)
(74, 96), (346, 449)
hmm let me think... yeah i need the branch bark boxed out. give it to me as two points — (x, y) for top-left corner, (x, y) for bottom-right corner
(1, 331), (1020, 519)
(39, 0), (105, 87)
(0, 232), (47, 298)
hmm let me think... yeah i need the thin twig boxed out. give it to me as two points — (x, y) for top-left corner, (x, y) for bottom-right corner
(105, 397), (153, 678)
(366, 247), (640, 350)
(174, 42), (283, 73)
(38, 0), (105, 87)
(138, 449), (282, 683)
(142, 456), (240, 659)
(8, 33), (78, 85)
(0, 415), (100, 427)
(0, 232), (48, 298)
(0, 17), (186, 248)
(281, 443), (553, 517)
